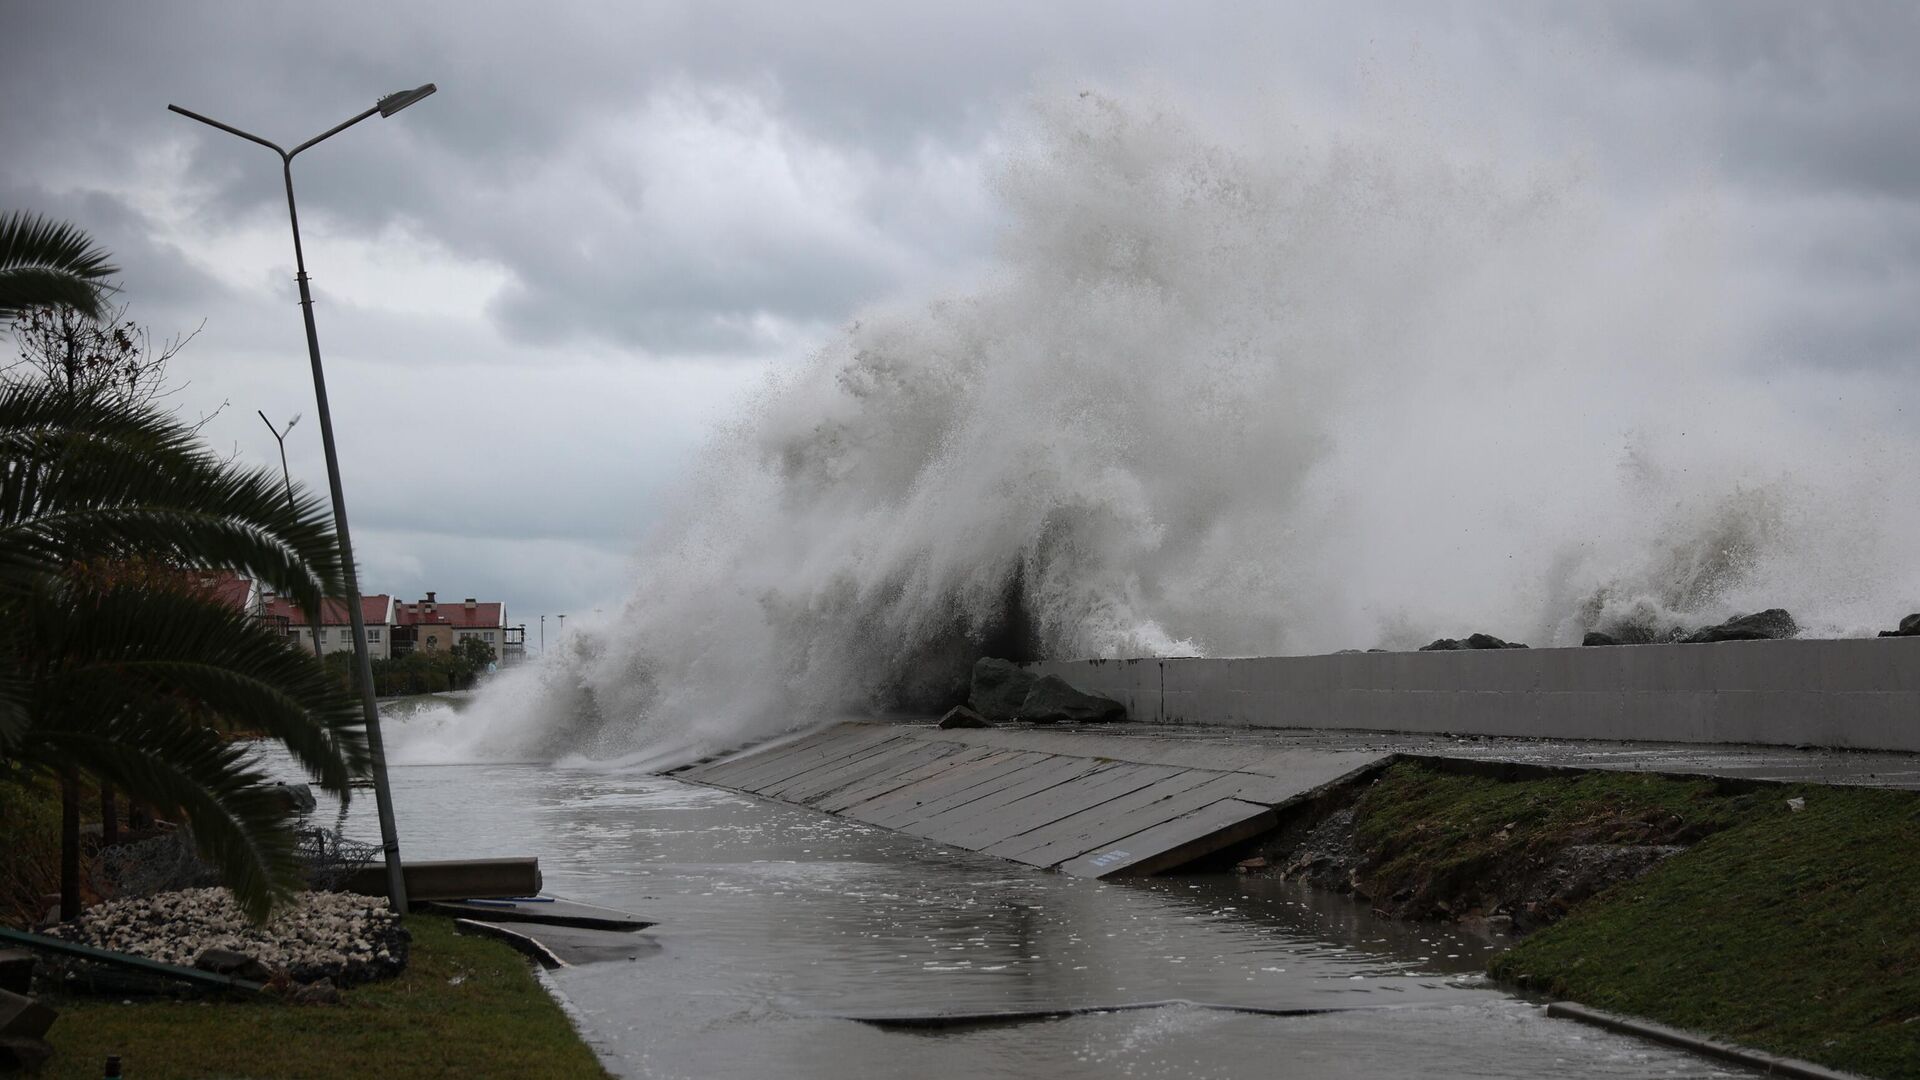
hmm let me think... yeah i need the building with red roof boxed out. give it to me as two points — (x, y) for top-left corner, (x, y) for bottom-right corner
(391, 591), (512, 661)
(183, 570), (261, 617)
(262, 593), (396, 660)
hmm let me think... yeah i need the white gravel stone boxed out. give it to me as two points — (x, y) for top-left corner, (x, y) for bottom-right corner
(51, 888), (409, 984)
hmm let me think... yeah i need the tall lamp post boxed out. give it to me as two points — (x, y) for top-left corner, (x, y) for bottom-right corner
(169, 85), (438, 913)
(258, 410), (327, 663)
(257, 410), (301, 515)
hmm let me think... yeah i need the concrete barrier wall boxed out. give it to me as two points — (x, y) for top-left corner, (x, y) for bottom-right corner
(1024, 638), (1920, 752)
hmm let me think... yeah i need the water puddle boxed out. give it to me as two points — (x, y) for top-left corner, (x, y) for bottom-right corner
(302, 757), (1759, 1078)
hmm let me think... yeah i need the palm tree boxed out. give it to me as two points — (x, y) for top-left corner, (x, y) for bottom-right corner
(1, 385), (368, 921)
(0, 211), (118, 323)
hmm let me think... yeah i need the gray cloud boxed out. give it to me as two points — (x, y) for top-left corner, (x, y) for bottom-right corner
(5, 0), (1918, 617)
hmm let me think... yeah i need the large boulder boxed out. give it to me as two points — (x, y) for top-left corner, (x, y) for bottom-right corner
(969, 658), (1038, 722)
(1878, 613), (1920, 638)
(1683, 609), (1798, 643)
(1017, 675), (1126, 724)
(1419, 633), (1528, 651)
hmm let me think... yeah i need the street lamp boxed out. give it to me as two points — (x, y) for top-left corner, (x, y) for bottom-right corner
(256, 410), (301, 515)
(169, 84), (438, 914)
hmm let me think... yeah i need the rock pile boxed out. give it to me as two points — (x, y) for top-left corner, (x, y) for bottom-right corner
(47, 888), (408, 986)
(1880, 613), (1920, 638)
(1681, 608), (1798, 643)
(1418, 633), (1528, 651)
(967, 658), (1126, 724)
(1584, 608), (1800, 646)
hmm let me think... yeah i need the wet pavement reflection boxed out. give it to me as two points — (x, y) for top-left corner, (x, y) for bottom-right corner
(322, 759), (1760, 1078)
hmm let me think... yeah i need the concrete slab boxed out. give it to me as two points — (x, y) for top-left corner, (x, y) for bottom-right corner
(841, 749), (1039, 826)
(689, 728), (897, 790)
(993, 772), (1264, 869)
(810, 742), (990, 812)
(870, 753), (1068, 829)
(899, 757), (1115, 845)
(932, 763), (1183, 850)
(761, 738), (938, 802)
(980, 769), (1229, 865)
(1056, 800), (1278, 879)
(422, 896), (654, 931)
(745, 735), (917, 798)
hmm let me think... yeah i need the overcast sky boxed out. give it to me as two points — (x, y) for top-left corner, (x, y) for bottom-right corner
(5, 2), (1916, 629)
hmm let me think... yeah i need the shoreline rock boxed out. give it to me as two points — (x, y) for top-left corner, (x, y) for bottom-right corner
(967, 657), (1127, 724)
(1878, 613), (1920, 638)
(1419, 633), (1528, 651)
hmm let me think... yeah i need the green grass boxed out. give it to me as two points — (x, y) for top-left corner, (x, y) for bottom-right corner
(1398, 765), (1920, 1079)
(1346, 762), (1765, 914)
(39, 916), (609, 1080)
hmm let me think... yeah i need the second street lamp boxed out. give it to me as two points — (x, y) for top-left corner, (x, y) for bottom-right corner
(168, 84), (437, 914)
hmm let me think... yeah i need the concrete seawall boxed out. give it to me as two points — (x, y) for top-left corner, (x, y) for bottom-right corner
(1024, 637), (1920, 752)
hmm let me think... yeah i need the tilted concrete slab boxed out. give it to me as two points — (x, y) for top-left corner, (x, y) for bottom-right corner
(675, 722), (1388, 879)
(1056, 800), (1279, 878)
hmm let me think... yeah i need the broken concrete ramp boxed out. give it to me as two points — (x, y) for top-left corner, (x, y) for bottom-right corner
(672, 722), (1384, 879)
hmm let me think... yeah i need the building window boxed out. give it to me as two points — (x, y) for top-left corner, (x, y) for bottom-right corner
(366, 628), (382, 642)
(484, 631), (495, 643)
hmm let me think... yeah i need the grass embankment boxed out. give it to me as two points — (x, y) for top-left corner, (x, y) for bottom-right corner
(1350, 761), (1920, 1079)
(40, 916), (609, 1080)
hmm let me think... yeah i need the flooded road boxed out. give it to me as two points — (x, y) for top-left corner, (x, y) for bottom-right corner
(327, 759), (1757, 1079)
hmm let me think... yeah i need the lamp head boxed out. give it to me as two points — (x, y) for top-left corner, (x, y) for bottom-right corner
(377, 83), (437, 118)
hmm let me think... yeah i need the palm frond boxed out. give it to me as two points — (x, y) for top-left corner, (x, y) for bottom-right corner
(29, 584), (368, 791)
(0, 211), (118, 321)
(29, 716), (302, 920)
(0, 384), (345, 617)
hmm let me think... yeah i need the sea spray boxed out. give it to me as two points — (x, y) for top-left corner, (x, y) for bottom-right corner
(395, 92), (1920, 766)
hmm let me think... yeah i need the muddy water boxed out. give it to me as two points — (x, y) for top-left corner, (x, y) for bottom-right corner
(323, 761), (1755, 1079)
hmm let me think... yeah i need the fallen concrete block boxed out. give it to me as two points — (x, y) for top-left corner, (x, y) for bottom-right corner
(342, 857), (542, 901)
(0, 988), (56, 1039)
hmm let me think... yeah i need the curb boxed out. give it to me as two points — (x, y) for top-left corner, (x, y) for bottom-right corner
(450, 917), (565, 971)
(1545, 1002), (1865, 1079)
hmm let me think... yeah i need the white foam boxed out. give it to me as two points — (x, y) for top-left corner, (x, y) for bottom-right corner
(432, 91), (1920, 765)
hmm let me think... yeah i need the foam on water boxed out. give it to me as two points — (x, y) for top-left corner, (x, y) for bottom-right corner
(392, 92), (1920, 765)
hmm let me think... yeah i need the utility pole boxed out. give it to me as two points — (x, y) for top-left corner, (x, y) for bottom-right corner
(169, 83), (438, 914)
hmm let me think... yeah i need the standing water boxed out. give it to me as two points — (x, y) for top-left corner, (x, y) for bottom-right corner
(314, 745), (1761, 1079)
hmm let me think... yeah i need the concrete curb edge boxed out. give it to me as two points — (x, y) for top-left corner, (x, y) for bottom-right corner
(1544, 1001), (1866, 1079)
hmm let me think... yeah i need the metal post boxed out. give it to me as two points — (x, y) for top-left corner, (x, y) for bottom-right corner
(169, 93), (435, 915)
(257, 410), (300, 515)
(258, 410), (323, 663)
(282, 161), (409, 914)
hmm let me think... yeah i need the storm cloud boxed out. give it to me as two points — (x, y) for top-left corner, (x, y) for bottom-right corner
(3, 1), (1915, 625)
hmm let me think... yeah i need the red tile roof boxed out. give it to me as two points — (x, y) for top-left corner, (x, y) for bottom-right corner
(394, 597), (504, 629)
(263, 594), (392, 627)
(185, 571), (255, 615)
